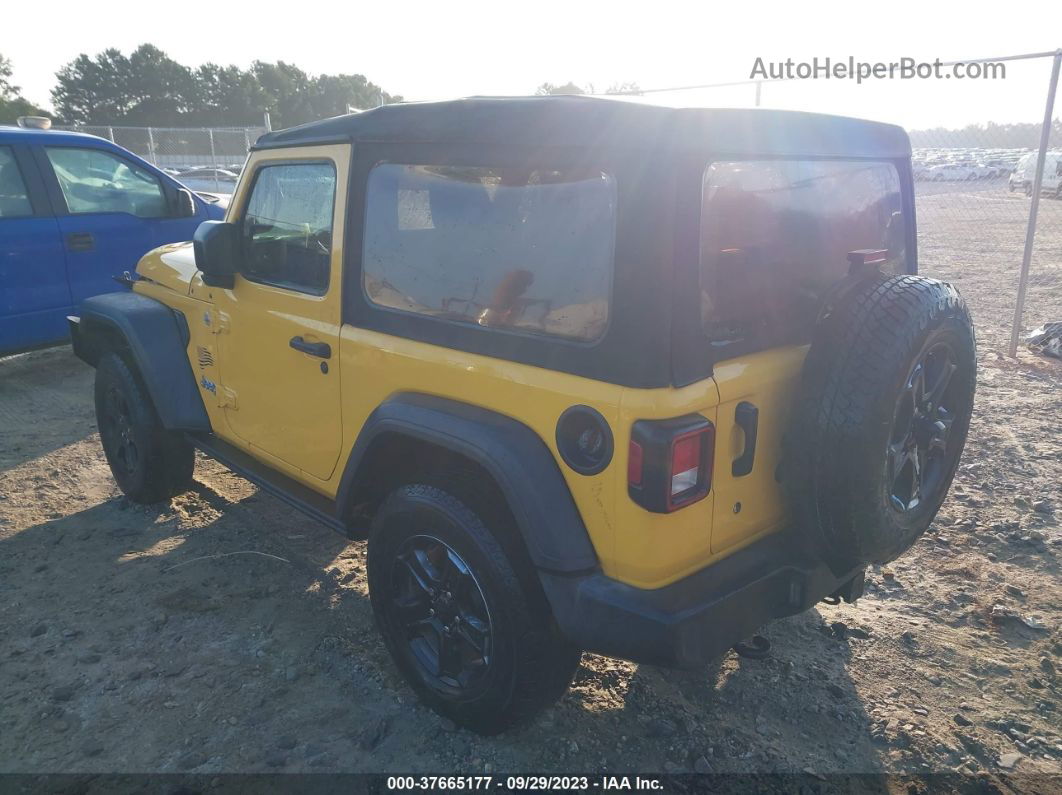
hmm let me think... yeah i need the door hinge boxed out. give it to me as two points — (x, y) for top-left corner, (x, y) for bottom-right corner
(219, 386), (238, 409)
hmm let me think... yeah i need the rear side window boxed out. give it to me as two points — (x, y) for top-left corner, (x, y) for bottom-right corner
(242, 162), (336, 294)
(0, 147), (32, 218)
(45, 147), (168, 218)
(700, 159), (906, 347)
(362, 164), (617, 342)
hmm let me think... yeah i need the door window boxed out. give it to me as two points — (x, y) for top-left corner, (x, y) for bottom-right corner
(45, 147), (168, 218)
(0, 147), (33, 218)
(362, 164), (616, 342)
(241, 162), (336, 294)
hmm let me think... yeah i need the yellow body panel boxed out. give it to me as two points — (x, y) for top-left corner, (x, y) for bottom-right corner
(132, 142), (807, 590)
(710, 346), (808, 554)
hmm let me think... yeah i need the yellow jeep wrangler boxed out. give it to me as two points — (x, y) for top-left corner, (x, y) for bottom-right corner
(70, 96), (976, 734)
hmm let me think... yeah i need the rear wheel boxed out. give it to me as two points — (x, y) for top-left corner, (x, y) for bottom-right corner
(95, 352), (194, 503)
(368, 484), (581, 734)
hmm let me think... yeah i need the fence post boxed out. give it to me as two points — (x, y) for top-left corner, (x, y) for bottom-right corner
(208, 129), (218, 192)
(1008, 49), (1062, 357)
(263, 111), (272, 132)
(147, 127), (157, 166)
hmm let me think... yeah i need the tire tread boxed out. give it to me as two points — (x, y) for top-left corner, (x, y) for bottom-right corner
(787, 274), (976, 568)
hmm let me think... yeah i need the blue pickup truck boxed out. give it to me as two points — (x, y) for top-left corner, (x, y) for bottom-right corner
(0, 127), (225, 355)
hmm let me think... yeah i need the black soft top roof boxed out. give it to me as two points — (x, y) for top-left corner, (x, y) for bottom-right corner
(254, 95), (910, 159)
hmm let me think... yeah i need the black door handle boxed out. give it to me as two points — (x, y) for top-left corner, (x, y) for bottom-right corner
(732, 401), (759, 477)
(289, 336), (331, 359)
(66, 232), (95, 252)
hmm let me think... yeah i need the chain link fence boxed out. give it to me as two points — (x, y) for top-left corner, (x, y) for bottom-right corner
(901, 55), (1062, 357)
(54, 124), (265, 194)
(56, 124), (265, 168)
(910, 129), (1062, 356)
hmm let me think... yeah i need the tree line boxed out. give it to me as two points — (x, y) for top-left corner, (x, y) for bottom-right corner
(2, 46), (649, 129)
(10, 48), (1053, 145)
(1, 45), (401, 128)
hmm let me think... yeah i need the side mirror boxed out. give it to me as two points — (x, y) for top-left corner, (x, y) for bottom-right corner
(175, 188), (197, 218)
(193, 221), (239, 288)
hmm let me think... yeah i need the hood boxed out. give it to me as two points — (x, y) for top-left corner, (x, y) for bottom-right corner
(195, 191), (231, 213)
(136, 242), (199, 294)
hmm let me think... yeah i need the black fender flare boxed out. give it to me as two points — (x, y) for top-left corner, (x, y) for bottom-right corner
(73, 291), (211, 432)
(336, 393), (599, 574)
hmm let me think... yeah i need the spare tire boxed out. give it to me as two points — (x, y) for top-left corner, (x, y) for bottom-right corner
(787, 274), (976, 573)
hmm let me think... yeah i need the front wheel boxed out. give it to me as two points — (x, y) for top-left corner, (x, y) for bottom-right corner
(368, 484), (581, 734)
(95, 352), (195, 503)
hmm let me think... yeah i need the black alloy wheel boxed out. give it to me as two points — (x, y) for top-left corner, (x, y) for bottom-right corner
(100, 384), (140, 479)
(886, 341), (961, 513)
(367, 483), (583, 733)
(388, 535), (493, 694)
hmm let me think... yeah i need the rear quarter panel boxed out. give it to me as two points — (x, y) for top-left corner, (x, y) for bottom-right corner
(336, 327), (734, 589)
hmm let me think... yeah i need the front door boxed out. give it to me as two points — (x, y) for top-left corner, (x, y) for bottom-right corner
(0, 144), (69, 352)
(37, 145), (179, 304)
(213, 149), (347, 481)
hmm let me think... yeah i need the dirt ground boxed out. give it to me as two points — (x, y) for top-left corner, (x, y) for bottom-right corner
(1, 184), (1060, 789)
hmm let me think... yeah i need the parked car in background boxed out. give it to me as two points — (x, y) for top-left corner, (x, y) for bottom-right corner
(1008, 151), (1062, 196)
(1038, 152), (1062, 197)
(1010, 153), (1035, 193)
(910, 147), (1027, 184)
(173, 167), (239, 193)
(0, 126), (225, 355)
(927, 163), (975, 181)
(194, 190), (231, 211)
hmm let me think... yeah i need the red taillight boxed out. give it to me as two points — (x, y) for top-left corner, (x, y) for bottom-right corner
(628, 440), (644, 486)
(670, 432), (702, 497)
(628, 416), (714, 513)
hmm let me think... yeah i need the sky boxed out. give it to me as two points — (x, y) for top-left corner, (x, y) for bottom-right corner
(4, 0), (1062, 130)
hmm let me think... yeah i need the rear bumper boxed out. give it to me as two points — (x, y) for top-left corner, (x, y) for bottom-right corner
(539, 530), (862, 669)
